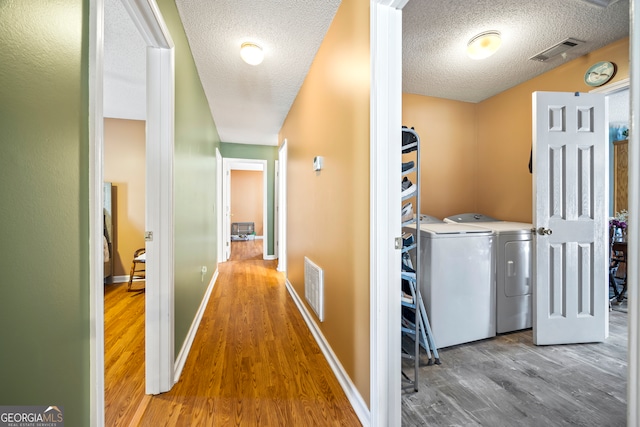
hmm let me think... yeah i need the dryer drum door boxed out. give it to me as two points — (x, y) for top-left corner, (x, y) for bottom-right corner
(504, 240), (532, 297)
(497, 236), (533, 333)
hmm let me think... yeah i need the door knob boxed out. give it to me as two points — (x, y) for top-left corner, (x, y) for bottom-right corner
(537, 227), (553, 235)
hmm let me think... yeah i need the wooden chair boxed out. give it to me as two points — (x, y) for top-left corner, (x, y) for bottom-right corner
(127, 248), (146, 291)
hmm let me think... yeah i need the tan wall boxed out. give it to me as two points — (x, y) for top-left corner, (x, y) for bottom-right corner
(230, 170), (263, 235)
(278, 0), (370, 405)
(476, 38), (629, 222)
(402, 94), (478, 219)
(403, 38), (629, 223)
(104, 118), (146, 277)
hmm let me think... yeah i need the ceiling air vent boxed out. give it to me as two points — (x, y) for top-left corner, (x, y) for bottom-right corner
(529, 38), (584, 62)
(578, 0), (620, 7)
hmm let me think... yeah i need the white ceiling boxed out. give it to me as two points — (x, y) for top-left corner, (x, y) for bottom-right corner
(104, 0), (629, 145)
(104, 0), (146, 121)
(403, 0), (629, 103)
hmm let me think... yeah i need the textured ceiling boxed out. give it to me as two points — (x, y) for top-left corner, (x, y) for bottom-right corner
(103, 0), (630, 144)
(403, 0), (629, 103)
(104, 0), (146, 121)
(174, 0), (342, 145)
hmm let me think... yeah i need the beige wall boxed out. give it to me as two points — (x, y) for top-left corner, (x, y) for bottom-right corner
(476, 37), (629, 222)
(104, 118), (146, 277)
(230, 170), (263, 235)
(279, 0), (371, 405)
(403, 38), (629, 223)
(402, 94), (478, 219)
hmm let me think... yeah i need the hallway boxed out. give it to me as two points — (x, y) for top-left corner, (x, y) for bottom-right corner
(107, 240), (361, 426)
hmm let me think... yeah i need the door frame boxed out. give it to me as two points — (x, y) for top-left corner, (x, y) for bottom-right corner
(277, 140), (288, 272)
(274, 159), (279, 261)
(370, 0), (408, 425)
(591, 77), (638, 423)
(222, 158), (269, 260)
(628, 1), (639, 422)
(373, 1), (638, 424)
(216, 148), (224, 263)
(89, 0), (175, 424)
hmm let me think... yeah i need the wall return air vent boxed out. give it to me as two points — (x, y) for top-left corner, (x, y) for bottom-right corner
(529, 38), (584, 62)
(304, 257), (324, 322)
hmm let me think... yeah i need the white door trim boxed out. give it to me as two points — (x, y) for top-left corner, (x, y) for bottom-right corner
(370, 0), (407, 425)
(590, 76), (635, 425)
(274, 159), (279, 260)
(277, 140), (288, 272)
(89, 1), (106, 424)
(216, 148), (224, 263)
(90, 0), (175, 423)
(627, 1), (639, 423)
(222, 158), (269, 260)
(589, 77), (629, 94)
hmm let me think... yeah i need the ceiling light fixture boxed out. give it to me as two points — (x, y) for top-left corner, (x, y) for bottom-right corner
(240, 42), (264, 65)
(466, 31), (502, 60)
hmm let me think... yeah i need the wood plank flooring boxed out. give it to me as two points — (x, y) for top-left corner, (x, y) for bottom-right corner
(105, 240), (361, 426)
(402, 311), (628, 426)
(106, 240), (627, 426)
(104, 280), (146, 427)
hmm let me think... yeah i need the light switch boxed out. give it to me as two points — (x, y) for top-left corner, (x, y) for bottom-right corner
(313, 156), (324, 171)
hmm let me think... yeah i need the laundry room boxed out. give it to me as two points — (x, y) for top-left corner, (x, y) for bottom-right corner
(400, 37), (629, 346)
(402, 38), (628, 224)
(398, 25), (630, 422)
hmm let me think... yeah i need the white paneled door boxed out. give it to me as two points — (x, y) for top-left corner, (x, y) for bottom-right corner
(532, 91), (608, 345)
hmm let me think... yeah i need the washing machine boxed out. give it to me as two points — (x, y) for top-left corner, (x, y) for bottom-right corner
(405, 222), (495, 348)
(444, 213), (533, 333)
(418, 213), (444, 224)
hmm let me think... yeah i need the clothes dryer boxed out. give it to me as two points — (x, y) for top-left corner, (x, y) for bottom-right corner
(405, 223), (496, 348)
(444, 214), (533, 333)
(443, 213), (498, 223)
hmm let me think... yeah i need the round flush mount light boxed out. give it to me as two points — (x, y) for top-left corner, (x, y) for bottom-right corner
(466, 31), (502, 60)
(240, 42), (264, 65)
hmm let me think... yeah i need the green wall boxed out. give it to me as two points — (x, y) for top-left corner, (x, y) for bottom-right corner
(0, 1), (91, 425)
(156, 0), (221, 357)
(0, 1), (220, 424)
(220, 143), (279, 255)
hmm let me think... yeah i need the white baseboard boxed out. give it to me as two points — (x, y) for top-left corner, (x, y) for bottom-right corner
(174, 269), (219, 383)
(285, 279), (370, 426)
(255, 235), (264, 240)
(264, 254), (277, 260)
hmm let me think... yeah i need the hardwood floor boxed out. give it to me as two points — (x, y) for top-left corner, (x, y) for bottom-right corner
(402, 311), (628, 426)
(105, 240), (361, 426)
(104, 280), (146, 426)
(107, 239), (626, 426)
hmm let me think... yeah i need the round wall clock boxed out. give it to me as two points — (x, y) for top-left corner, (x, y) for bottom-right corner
(584, 61), (616, 87)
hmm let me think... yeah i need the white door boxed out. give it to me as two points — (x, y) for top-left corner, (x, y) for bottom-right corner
(532, 91), (608, 345)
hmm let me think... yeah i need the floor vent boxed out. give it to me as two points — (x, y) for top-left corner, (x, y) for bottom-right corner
(529, 38), (584, 62)
(304, 257), (324, 322)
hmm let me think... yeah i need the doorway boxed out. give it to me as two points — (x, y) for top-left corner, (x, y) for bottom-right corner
(103, 2), (149, 419)
(222, 158), (268, 261)
(102, 118), (147, 424)
(90, 0), (175, 423)
(592, 81), (630, 315)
